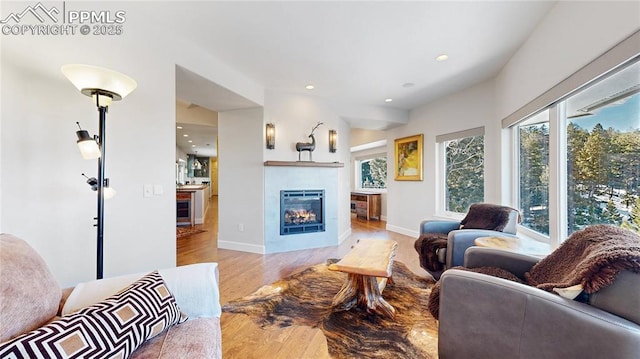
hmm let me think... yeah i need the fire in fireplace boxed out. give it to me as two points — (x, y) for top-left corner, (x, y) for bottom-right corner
(280, 189), (325, 235)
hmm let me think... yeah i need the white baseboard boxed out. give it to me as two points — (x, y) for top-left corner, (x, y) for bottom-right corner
(338, 228), (352, 244)
(385, 224), (419, 238)
(218, 240), (265, 254)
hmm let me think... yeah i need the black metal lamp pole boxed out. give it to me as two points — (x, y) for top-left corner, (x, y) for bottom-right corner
(96, 104), (107, 279)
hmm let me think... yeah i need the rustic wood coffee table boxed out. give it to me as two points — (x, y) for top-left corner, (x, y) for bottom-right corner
(328, 239), (398, 319)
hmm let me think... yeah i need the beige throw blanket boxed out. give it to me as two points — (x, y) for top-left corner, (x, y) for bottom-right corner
(526, 225), (640, 293)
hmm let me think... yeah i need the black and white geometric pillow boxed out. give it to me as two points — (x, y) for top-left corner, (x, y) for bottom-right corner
(0, 270), (187, 359)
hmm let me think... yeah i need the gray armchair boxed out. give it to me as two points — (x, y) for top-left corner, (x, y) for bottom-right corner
(437, 247), (640, 359)
(415, 203), (520, 279)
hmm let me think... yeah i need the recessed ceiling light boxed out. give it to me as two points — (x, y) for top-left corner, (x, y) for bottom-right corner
(188, 140), (193, 143)
(191, 145), (196, 147)
(305, 84), (315, 90)
(176, 126), (183, 129)
(402, 82), (415, 88)
(385, 98), (393, 103)
(436, 54), (449, 62)
(183, 134), (189, 137)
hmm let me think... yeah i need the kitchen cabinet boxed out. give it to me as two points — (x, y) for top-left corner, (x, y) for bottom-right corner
(177, 192), (194, 226)
(177, 185), (209, 224)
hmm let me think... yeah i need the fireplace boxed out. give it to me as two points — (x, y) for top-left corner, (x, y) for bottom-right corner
(280, 189), (325, 235)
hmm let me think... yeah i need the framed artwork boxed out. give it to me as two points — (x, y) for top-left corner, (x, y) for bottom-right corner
(394, 134), (423, 181)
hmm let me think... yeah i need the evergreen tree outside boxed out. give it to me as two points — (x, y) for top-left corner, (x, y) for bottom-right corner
(622, 197), (640, 233)
(603, 199), (623, 225)
(567, 121), (640, 234)
(567, 123), (590, 231)
(445, 135), (484, 213)
(519, 123), (550, 234)
(360, 157), (387, 189)
(518, 115), (639, 236)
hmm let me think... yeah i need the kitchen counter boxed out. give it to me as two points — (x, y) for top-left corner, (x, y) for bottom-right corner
(177, 184), (208, 191)
(176, 184), (210, 224)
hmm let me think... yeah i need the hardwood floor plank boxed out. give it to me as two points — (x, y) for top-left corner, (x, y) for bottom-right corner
(177, 196), (429, 357)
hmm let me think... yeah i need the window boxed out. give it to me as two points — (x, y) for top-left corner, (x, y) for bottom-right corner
(512, 59), (640, 240)
(517, 111), (550, 235)
(357, 156), (387, 189)
(565, 64), (640, 234)
(438, 127), (485, 213)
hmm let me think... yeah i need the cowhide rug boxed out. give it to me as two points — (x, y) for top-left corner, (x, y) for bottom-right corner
(222, 261), (438, 358)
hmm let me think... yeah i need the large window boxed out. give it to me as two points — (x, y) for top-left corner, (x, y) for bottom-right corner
(513, 59), (640, 239)
(565, 65), (640, 234)
(517, 111), (550, 235)
(357, 155), (387, 189)
(440, 128), (485, 213)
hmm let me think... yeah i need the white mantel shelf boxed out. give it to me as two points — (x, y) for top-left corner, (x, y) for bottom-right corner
(264, 161), (344, 168)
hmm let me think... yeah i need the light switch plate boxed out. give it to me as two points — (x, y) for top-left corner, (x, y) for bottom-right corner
(143, 184), (153, 197)
(153, 184), (163, 195)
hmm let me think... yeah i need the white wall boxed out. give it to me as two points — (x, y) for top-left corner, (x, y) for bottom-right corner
(385, 80), (497, 237)
(384, 1), (640, 238)
(0, 2), (263, 286)
(176, 100), (219, 126)
(217, 108), (265, 253)
(1, 50), (177, 286)
(496, 1), (640, 120)
(350, 128), (386, 147)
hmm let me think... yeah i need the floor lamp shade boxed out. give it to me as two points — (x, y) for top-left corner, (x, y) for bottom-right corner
(61, 64), (137, 102)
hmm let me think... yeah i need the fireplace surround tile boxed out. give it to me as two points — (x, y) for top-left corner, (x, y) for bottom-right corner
(265, 166), (338, 253)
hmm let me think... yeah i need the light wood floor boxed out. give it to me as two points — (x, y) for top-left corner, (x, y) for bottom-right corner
(177, 196), (430, 358)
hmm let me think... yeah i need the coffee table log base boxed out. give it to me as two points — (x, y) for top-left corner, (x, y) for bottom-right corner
(331, 273), (396, 319)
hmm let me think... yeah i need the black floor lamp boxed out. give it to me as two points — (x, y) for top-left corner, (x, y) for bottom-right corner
(62, 64), (137, 279)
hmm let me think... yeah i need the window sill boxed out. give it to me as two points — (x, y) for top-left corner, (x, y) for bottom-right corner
(355, 188), (387, 194)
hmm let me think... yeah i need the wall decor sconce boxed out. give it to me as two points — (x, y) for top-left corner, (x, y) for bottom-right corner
(62, 64), (137, 279)
(329, 129), (337, 153)
(266, 123), (275, 149)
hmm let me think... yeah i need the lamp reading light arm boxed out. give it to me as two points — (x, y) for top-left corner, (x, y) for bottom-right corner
(82, 173), (98, 191)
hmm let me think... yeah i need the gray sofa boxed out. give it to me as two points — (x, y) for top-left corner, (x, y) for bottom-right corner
(437, 247), (640, 359)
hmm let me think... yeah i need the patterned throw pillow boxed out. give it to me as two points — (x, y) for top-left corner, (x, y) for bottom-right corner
(0, 270), (187, 359)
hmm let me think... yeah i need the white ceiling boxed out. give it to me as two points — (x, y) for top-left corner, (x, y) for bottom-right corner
(169, 1), (556, 126)
(176, 121), (218, 158)
(176, 66), (258, 113)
